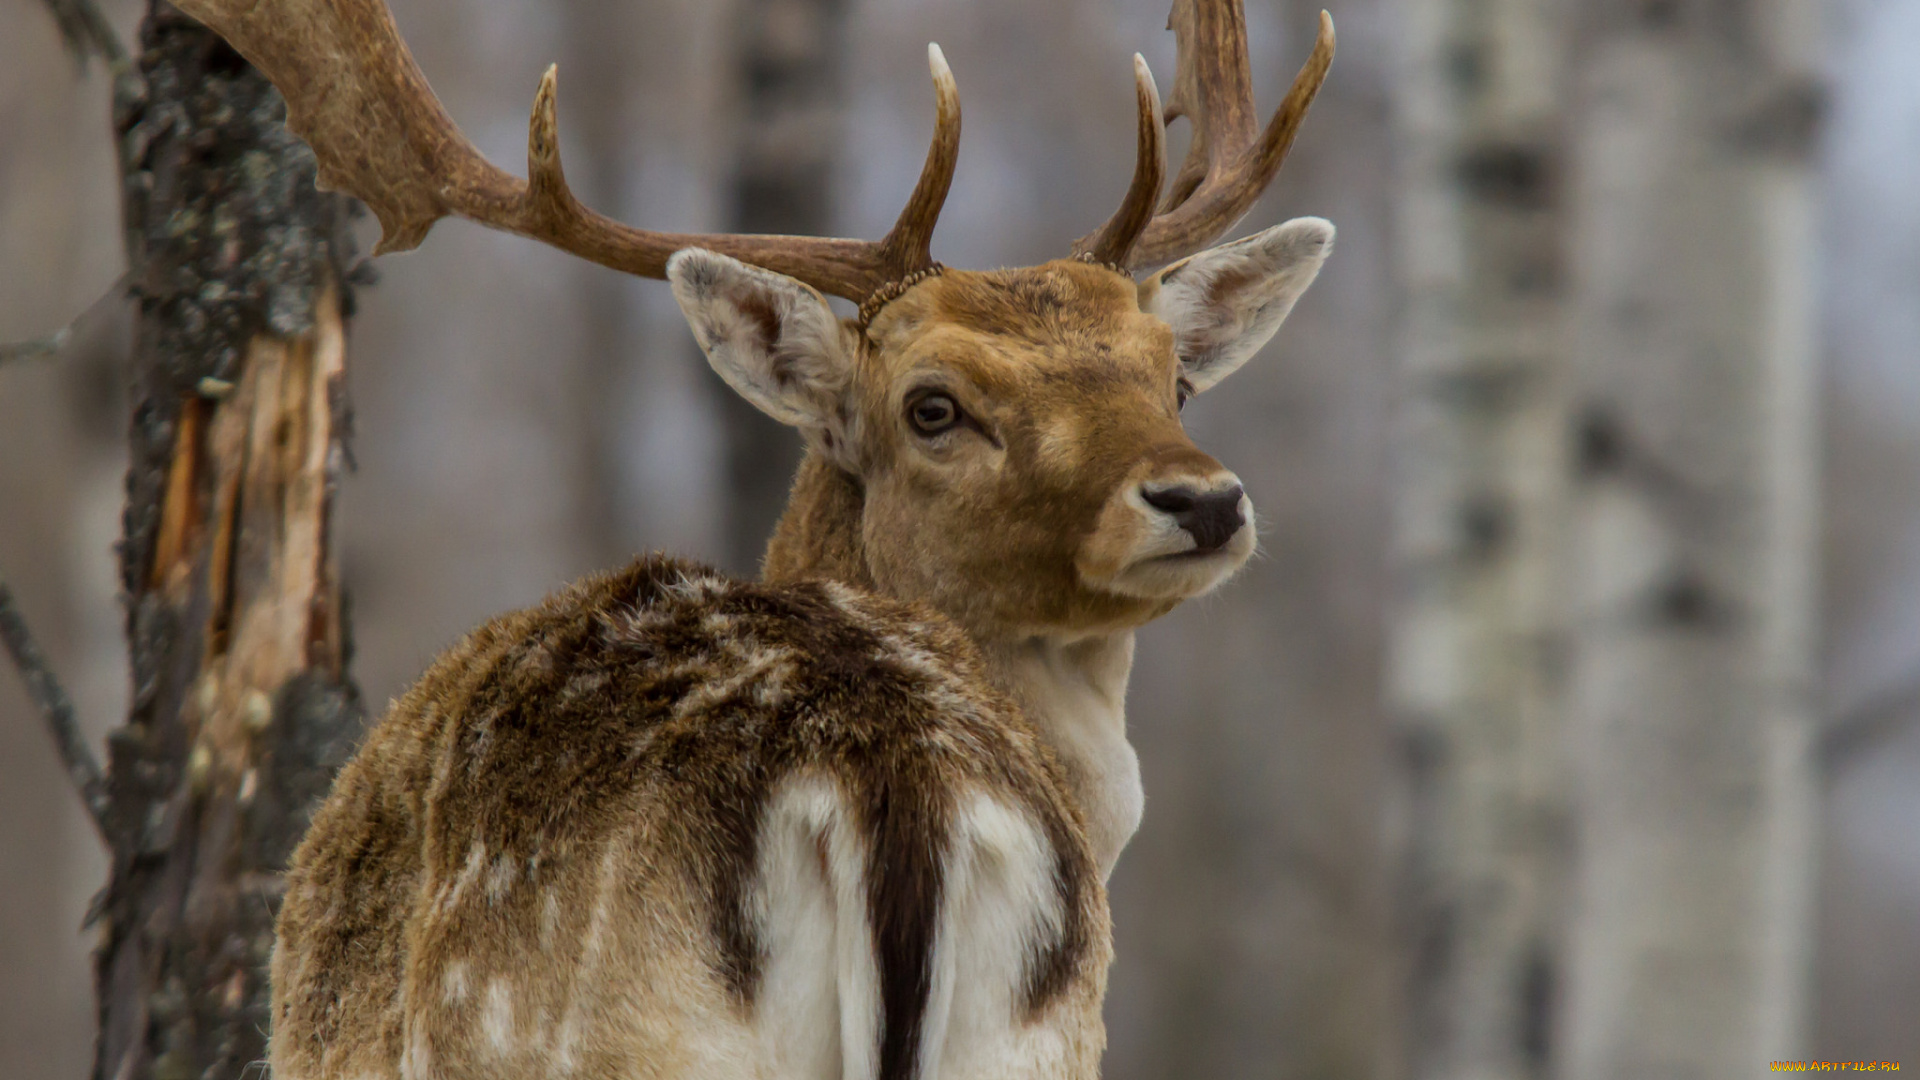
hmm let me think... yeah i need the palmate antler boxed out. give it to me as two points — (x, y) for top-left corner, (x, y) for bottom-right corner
(1080, 5), (1337, 270)
(170, 0), (1330, 303)
(168, 0), (958, 302)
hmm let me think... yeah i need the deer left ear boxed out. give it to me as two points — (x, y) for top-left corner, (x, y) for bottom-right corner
(1138, 216), (1334, 394)
(668, 249), (862, 465)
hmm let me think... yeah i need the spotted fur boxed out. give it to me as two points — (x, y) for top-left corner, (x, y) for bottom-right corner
(271, 557), (1107, 1080)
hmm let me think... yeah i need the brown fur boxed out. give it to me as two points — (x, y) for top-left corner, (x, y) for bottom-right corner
(272, 557), (1106, 1080)
(767, 260), (1209, 643)
(272, 225), (1329, 1078)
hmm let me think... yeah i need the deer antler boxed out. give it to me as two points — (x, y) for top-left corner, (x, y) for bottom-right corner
(169, 0), (959, 304)
(1078, 55), (1168, 269)
(1076, 3), (1335, 270)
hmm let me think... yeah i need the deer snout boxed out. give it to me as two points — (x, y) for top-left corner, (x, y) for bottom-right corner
(1141, 481), (1247, 552)
(1076, 466), (1255, 601)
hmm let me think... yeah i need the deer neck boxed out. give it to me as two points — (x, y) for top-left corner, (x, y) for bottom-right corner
(760, 452), (876, 590)
(763, 450), (1144, 877)
(979, 632), (1141, 877)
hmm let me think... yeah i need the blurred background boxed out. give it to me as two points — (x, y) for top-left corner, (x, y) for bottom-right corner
(1, 0), (1914, 1076)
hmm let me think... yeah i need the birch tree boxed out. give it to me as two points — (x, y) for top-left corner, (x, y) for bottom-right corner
(1388, 0), (1574, 1075)
(1558, 0), (1823, 1074)
(2, 4), (364, 1078)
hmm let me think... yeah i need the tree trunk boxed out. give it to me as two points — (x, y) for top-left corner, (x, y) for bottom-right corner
(92, 6), (362, 1079)
(1558, 0), (1823, 1073)
(1388, 0), (1574, 1076)
(718, 0), (847, 574)
(560, 0), (647, 570)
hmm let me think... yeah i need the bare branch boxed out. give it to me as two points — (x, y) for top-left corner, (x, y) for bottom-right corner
(0, 328), (72, 367)
(39, 0), (132, 77)
(1823, 674), (1920, 770)
(0, 274), (131, 371)
(0, 575), (110, 838)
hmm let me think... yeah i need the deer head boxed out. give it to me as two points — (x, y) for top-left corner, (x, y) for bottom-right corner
(171, 0), (1336, 646)
(672, 218), (1334, 643)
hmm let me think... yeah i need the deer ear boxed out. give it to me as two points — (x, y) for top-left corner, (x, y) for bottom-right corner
(1138, 216), (1333, 394)
(668, 249), (861, 462)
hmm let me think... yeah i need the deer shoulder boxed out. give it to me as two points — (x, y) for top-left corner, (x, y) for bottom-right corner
(274, 556), (1108, 1080)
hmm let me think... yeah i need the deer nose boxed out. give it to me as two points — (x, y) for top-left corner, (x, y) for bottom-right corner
(1141, 483), (1246, 551)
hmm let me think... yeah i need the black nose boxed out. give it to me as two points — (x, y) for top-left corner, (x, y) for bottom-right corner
(1141, 484), (1246, 551)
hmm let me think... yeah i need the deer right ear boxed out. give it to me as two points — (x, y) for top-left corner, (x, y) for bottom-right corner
(1137, 217), (1334, 394)
(668, 249), (861, 462)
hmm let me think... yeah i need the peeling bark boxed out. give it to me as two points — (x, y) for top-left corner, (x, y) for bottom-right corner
(93, 6), (363, 1080)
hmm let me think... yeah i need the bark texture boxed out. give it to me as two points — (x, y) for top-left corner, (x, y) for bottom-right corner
(1559, 0), (1823, 1074)
(1389, 0), (1574, 1075)
(93, 6), (362, 1079)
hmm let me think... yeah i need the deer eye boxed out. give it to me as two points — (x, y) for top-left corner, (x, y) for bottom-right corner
(908, 392), (962, 435)
(1176, 376), (1195, 411)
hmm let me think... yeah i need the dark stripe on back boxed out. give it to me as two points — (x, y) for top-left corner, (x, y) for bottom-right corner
(863, 770), (948, 1080)
(555, 566), (1001, 1071)
(1020, 796), (1095, 1016)
(707, 775), (769, 1002)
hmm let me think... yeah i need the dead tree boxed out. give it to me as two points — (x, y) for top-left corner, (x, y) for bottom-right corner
(4, 3), (365, 1079)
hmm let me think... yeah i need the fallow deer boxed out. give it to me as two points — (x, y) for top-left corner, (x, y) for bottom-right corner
(171, 0), (1337, 1076)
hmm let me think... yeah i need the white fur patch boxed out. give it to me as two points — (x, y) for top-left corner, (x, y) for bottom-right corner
(818, 579), (876, 623)
(750, 775), (876, 1080)
(1004, 633), (1141, 879)
(400, 1021), (432, 1080)
(482, 977), (515, 1055)
(672, 642), (798, 719)
(442, 960), (470, 1005)
(485, 854), (517, 904)
(440, 840), (488, 914)
(923, 790), (1078, 1079)
(551, 841), (625, 1075)
(663, 569), (732, 604)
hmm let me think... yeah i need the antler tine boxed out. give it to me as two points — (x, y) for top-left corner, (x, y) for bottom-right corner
(1125, 6), (1335, 269)
(524, 66), (584, 228)
(1070, 2), (1333, 272)
(1075, 55), (1168, 269)
(171, 0), (961, 305)
(876, 44), (962, 274)
(509, 64), (887, 295)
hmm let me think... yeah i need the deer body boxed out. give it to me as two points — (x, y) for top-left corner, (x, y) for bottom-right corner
(177, 0), (1341, 1075)
(271, 236), (1334, 1079)
(271, 556), (1110, 1080)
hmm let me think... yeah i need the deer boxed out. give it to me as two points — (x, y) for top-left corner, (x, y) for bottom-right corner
(169, 0), (1337, 1076)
